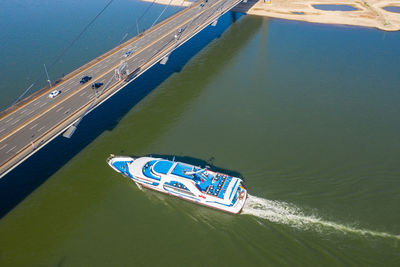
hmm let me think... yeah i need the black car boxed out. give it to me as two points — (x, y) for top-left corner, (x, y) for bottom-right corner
(80, 76), (92, 84)
(92, 82), (103, 89)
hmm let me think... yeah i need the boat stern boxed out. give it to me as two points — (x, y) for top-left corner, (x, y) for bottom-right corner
(229, 181), (248, 214)
(236, 182), (248, 213)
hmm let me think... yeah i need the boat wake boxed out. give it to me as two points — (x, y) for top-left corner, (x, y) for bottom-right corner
(242, 194), (400, 240)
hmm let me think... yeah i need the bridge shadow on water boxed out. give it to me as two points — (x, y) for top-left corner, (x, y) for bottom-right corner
(0, 13), (263, 218)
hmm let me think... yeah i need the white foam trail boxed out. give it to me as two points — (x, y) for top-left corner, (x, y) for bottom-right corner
(134, 181), (143, 191)
(242, 195), (400, 240)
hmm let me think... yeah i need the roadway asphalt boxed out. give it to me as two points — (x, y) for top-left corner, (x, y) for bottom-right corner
(0, 0), (243, 178)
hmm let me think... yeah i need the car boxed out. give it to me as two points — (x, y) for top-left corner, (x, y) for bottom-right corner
(123, 50), (133, 57)
(92, 82), (103, 89)
(48, 90), (61, 98)
(200, 3), (204, 7)
(178, 28), (184, 34)
(80, 76), (92, 84)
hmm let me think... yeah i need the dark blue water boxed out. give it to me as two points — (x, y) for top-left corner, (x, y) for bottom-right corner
(313, 4), (358, 11)
(383, 6), (400, 13)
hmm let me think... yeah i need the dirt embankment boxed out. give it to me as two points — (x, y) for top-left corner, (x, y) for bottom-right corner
(142, 0), (400, 31)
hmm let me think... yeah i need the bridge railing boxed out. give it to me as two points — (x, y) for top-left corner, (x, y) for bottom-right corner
(0, 1), (201, 120)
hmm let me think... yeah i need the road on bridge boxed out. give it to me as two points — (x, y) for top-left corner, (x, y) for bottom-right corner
(0, 0), (243, 178)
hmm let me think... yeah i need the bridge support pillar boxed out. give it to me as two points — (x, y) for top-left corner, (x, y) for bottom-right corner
(115, 62), (128, 81)
(160, 55), (169, 65)
(63, 125), (77, 139)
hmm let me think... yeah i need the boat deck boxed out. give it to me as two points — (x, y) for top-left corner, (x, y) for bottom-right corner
(140, 159), (235, 199)
(198, 174), (232, 198)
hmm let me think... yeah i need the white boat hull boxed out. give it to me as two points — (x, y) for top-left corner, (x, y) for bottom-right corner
(107, 155), (247, 214)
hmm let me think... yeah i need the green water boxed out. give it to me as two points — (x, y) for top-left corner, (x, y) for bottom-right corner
(1, 1), (400, 266)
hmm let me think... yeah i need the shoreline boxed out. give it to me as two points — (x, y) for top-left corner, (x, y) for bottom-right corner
(143, 0), (400, 31)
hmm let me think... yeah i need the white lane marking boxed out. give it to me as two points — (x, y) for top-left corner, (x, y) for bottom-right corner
(0, 144), (7, 150)
(56, 107), (64, 112)
(5, 117), (14, 123)
(11, 118), (21, 125)
(38, 126), (45, 132)
(6, 145), (16, 153)
(0, 128), (5, 133)
(20, 109), (27, 114)
(40, 102), (46, 108)
(26, 110), (34, 115)
(80, 91), (87, 96)
(0, 6), (204, 141)
(30, 123), (38, 130)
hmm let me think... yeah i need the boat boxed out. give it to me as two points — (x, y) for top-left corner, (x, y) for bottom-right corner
(106, 155), (247, 214)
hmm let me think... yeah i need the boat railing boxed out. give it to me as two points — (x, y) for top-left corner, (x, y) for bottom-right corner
(106, 154), (115, 164)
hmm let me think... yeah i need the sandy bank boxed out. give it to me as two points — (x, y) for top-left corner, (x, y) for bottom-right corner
(141, 0), (400, 31)
(234, 0), (400, 31)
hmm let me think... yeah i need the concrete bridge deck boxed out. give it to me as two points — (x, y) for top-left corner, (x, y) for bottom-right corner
(0, 0), (243, 178)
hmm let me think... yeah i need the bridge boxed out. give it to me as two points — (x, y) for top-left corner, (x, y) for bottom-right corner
(0, 0), (245, 178)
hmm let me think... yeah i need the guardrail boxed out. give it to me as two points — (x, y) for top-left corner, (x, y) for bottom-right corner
(0, 0), (243, 179)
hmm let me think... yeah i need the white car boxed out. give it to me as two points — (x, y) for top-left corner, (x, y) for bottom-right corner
(48, 90), (61, 98)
